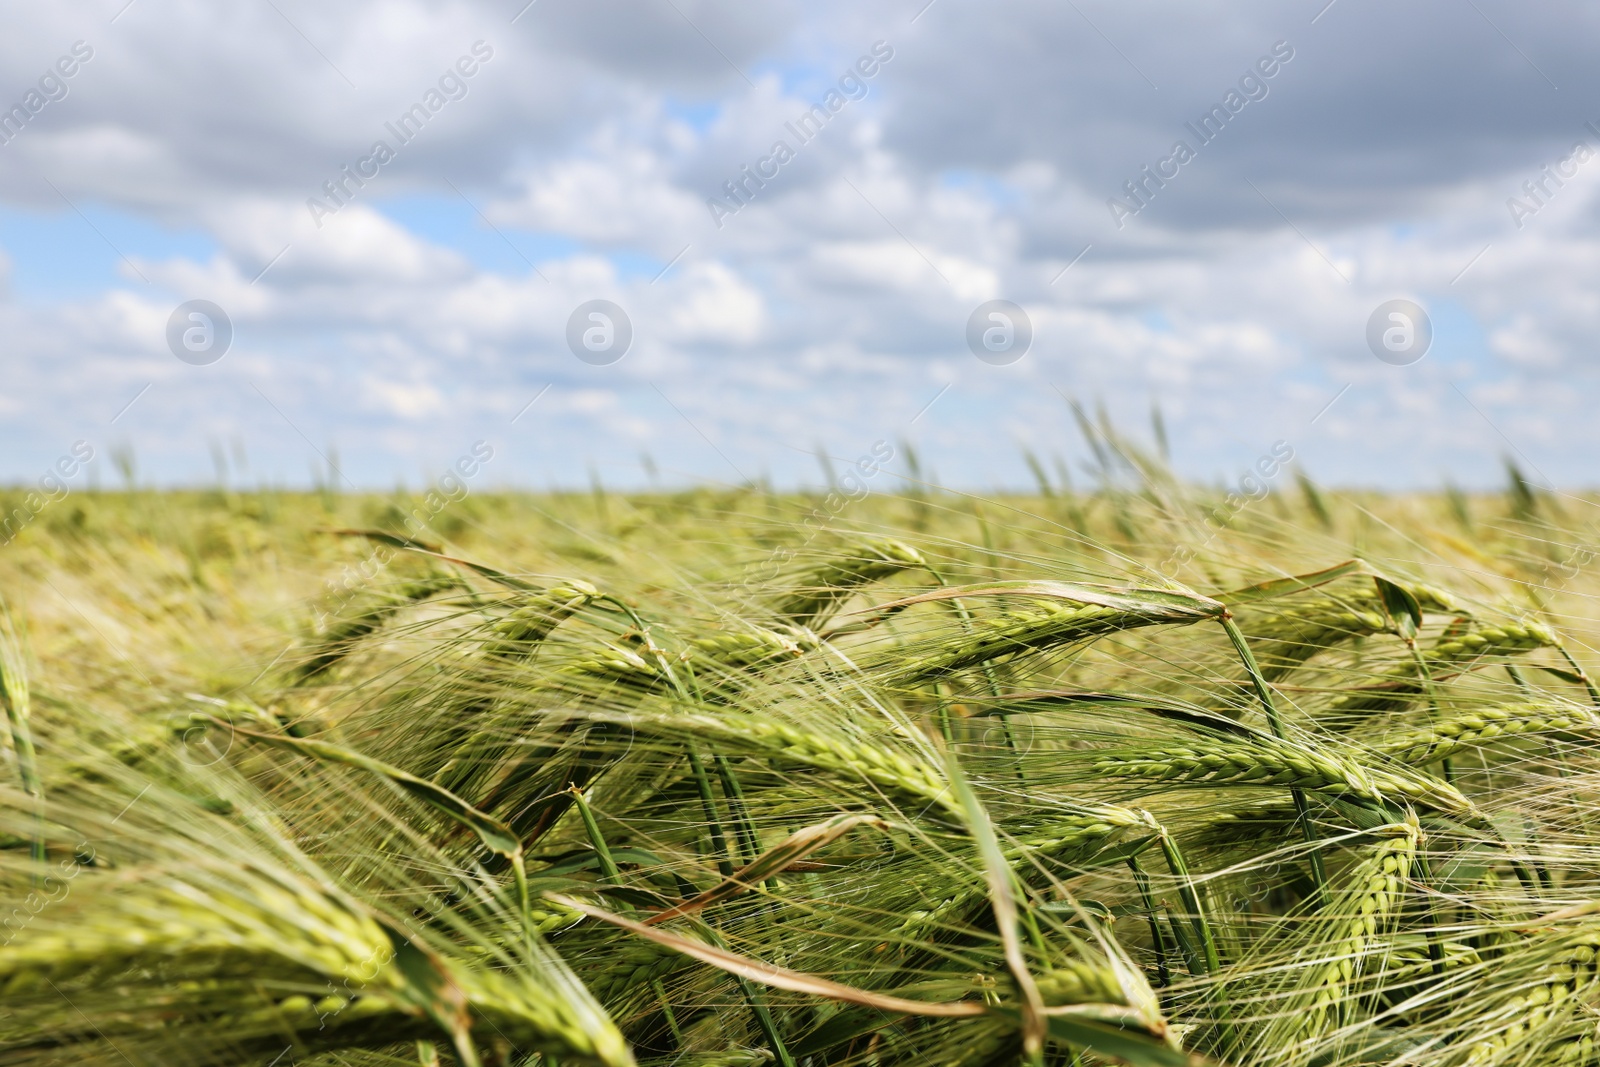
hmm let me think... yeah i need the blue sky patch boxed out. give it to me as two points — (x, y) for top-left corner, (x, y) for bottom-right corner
(0, 202), (214, 301)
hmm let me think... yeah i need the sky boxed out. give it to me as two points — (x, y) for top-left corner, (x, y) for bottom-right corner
(1, 0), (1597, 493)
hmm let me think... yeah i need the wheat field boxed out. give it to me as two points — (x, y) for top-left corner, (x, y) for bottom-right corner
(0, 434), (1596, 1067)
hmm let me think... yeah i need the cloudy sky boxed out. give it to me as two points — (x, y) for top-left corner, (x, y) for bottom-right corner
(2, 0), (1596, 492)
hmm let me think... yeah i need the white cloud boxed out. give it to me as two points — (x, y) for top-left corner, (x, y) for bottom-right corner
(661, 261), (765, 344)
(0, 0), (1597, 489)
(364, 377), (446, 419)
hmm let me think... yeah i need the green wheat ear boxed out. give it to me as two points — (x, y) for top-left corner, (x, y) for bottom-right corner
(772, 536), (927, 626)
(0, 604), (38, 801)
(0, 868), (633, 1066)
(647, 710), (963, 819)
(1376, 701), (1600, 766)
(299, 573), (463, 681)
(1457, 926), (1600, 1066)
(482, 579), (602, 659)
(1297, 822), (1418, 1042)
(1329, 619), (1565, 716)
(1087, 730), (1472, 814)
(1228, 819), (1419, 1066)
(1241, 597), (1392, 681)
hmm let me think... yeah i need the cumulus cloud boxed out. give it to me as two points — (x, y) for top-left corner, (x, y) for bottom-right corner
(0, 0), (1594, 489)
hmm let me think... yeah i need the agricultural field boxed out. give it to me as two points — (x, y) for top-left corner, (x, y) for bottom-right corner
(0, 440), (1597, 1067)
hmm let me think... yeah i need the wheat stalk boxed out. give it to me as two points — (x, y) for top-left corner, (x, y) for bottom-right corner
(1460, 927), (1600, 1066)
(773, 537), (927, 625)
(483, 579), (601, 659)
(0, 871), (633, 1066)
(1089, 733), (1472, 814)
(1291, 821), (1419, 1046)
(655, 712), (961, 819)
(1377, 701), (1600, 765)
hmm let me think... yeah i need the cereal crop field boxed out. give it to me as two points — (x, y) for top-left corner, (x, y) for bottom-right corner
(1, 448), (1596, 1067)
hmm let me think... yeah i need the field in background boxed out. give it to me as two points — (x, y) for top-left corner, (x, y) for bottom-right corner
(1, 465), (1588, 699)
